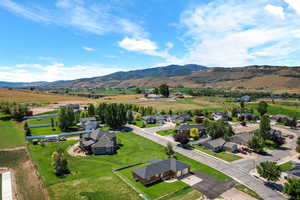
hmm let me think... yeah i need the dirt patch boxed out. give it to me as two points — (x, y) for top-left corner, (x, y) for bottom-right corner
(0, 146), (26, 151)
(67, 142), (87, 157)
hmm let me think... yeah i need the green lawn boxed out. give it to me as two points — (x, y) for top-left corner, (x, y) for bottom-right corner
(156, 129), (176, 136)
(279, 161), (295, 172)
(132, 120), (159, 128)
(0, 173), (2, 200)
(0, 113), (25, 149)
(234, 184), (263, 200)
(28, 131), (229, 200)
(194, 146), (242, 162)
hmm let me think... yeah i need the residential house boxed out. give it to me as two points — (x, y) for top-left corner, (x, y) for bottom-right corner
(235, 95), (251, 102)
(202, 138), (226, 152)
(212, 112), (229, 121)
(78, 117), (98, 131)
(167, 114), (192, 123)
(80, 129), (117, 155)
(142, 115), (166, 125)
(229, 132), (254, 146)
(238, 113), (259, 121)
(223, 142), (238, 153)
(132, 158), (190, 186)
(176, 124), (205, 136)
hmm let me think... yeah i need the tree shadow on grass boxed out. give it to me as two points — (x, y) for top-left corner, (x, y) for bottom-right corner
(0, 115), (12, 121)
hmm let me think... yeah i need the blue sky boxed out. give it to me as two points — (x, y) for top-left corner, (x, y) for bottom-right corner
(0, 0), (300, 82)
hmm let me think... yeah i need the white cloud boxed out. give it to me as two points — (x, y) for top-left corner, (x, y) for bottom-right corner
(264, 4), (285, 19)
(170, 0), (300, 67)
(0, 63), (124, 82)
(0, 0), (146, 37)
(82, 46), (95, 51)
(284, 0), (300, 14)
(118, 37), (157, 52)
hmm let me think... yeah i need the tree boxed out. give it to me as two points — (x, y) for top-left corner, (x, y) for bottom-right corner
(283, 178), (300, 199)
(248, 133), (265, 153)
(257, 161), (281, 182)
(25, 128), (31, 136)
(165, 142), (175, 158)
(240, 101), (245, 112)
(205, 120), (234, 139)
(135, 87), (141, 94)
(189, 128), (200, 138)
(231, 107), (239, 118)
(257, 101), (268, 116)
(58, 106), (75, 131)
(154, 87), (159, 95)
(51, 149), (70, 176)
(88, 104), (95, 117)
(24, 122), (28, 130)
(174, 132), (189, 145)
(159, 84), (170, 97)
(51, 118), (55, 130)
(259, 115), (271, 139)
(80, 110), (88, 119)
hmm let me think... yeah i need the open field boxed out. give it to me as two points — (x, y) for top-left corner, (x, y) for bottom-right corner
(28, 131), (229, 200)
(193, 146), (242, 162)
(0, 113), (25, 149)
(28, 117), (61, 136)
(0, 150), (48, 200)
(0, 89), (90, 104)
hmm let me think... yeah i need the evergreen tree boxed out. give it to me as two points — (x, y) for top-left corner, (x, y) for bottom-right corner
(88, 104), (95, 116)
(257, 161), (281, 182)
(257, 101), (268, 116)
(259, 115), (271, 139)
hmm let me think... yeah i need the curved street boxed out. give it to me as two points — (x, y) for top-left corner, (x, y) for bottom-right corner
(128, 124), (287, 200)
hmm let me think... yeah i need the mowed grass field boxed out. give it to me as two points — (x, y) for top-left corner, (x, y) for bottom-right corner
(28, 131), (229, 200)
(28, 116), (62, 136)
(0, 89), (89, 103)
(0, 113), (25, 149)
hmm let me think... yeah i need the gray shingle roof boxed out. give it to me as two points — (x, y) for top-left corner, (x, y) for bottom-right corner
(205, 138), (226, 147)
(81, 129), (116, 148)
(177, 124), (205, 131)
(132, 158), (190, 179)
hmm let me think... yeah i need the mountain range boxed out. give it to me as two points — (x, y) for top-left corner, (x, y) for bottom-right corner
(1, 64), (300, 91)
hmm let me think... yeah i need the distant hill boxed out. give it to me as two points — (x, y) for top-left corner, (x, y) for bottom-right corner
(0, 81), (49, 88)
(2, 64), (300, 91)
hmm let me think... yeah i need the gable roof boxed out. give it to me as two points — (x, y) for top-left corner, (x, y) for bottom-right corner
(177, 124), (205, 131)
(132, 158), (190, 179)
(81, 129), (116, 148)
(229, 132), (253, 145)
(205, 138), (226, 147)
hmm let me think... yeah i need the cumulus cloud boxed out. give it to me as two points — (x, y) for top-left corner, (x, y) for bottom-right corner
(171, 0), (300, 67)
(264, 4), (285, 19)
(118, 37), (157, 52)
(82, 46), (95, 51)
(284, 0), (300, 14)
(0, 62), (124, 82)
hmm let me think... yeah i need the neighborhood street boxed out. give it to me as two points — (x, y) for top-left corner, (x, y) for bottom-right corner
(128, 125), (287, 200)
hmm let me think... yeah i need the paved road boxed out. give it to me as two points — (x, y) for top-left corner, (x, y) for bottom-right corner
(232, 125), (299, 172)
(128, 125), (286, 200)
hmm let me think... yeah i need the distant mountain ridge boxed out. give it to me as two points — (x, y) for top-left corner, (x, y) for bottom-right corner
(2, 64), (300, 91)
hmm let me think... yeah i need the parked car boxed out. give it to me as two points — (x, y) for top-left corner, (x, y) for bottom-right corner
(238, 148), (247, 154)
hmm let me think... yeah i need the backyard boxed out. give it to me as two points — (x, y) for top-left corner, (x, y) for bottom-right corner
(28, 131), (230, 200)
(193, 146), (242, 162)
(0, 113), (25, 149)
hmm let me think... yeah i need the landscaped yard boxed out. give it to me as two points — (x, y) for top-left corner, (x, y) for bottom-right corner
(132, 120), (159, 128)
(156, 129), (176, 136)
(0, 113), (25, 149)
(279, 161), (295, 172)
(28, 131), (230, 200)
(193, 146), (242, 162)
(234, 184), (263, 200)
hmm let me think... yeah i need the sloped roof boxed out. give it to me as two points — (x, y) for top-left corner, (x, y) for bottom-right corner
(81, 129), (116, 148)
(205, 138), (226, 147)
(132, 158), (190, 179)
(177, 124), (205, 131)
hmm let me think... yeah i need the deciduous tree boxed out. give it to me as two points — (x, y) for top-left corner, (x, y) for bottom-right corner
(257, 161), (281, 182)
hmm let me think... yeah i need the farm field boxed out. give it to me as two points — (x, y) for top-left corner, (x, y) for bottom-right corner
(0, 150), (47, 200)
(0, 113), (25, 149)
(28, 131), (229, 200)
(0, 89), (90, 103)
(193, 146), (242, 162)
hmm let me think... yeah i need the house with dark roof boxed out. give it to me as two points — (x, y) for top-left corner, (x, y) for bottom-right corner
(80, 129), (117, 155)
(78, 117), (98, 131)
(167, 114), (191, 123)
(229, 132), (254, 146)
(202, 138), (226, 152)
(142, 115), (166, 125)
(176, 124), (205, 136)
(132, 158), (190, 186)
(212, 112), (229, 121)
(238, 113), (259, 121)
